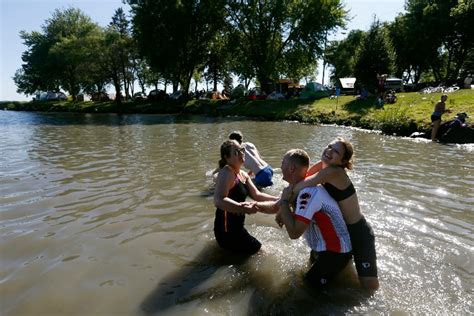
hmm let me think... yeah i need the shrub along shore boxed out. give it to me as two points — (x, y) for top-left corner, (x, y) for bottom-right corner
(2, 89), (473, 138)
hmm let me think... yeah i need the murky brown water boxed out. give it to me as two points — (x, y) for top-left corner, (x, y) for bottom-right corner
(1, 111), (473, 315)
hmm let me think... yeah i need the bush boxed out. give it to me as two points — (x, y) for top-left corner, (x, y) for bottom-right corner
(372, 104), (418, 135)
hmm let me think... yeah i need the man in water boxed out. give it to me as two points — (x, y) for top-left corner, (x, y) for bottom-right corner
(431, 94), (450, 141)
(275, 149), (353, 289)
(228, 131), (274, 188)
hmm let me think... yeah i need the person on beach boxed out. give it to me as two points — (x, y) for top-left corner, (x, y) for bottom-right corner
(275, 149), (353, 289)
(431, 94), (450, 141)
(228, 131), (274, 188)
(377, 74), (387, 97)
(292, 137), (379, 291)
(213, 140), (279, 255)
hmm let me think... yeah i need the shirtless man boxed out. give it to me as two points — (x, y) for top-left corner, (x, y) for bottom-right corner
(229, 131), (274, 188)
(431, 94), (450, 141)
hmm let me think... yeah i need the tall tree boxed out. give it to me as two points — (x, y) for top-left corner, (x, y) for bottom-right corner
(225, 0), (346, 92)
(128, 0), (226, 95)
(387, 14), (430, 84)
(325, 30), (365, 83)
(14, 31), (60, 95)
(14, 8), (102, 100)
(204, 30), (231, 92)
(448, 0), (474, 82)
(354, 20), (394, 91)
(404, 0), (474, 83)
(110, 8), (134, 99)
(102, 27), (125, 104)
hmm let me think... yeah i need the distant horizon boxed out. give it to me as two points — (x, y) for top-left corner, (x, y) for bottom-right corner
(0, 0), (405, 101)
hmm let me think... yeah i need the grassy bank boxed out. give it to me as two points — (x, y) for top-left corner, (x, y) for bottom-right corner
(2, 89), (473, 137)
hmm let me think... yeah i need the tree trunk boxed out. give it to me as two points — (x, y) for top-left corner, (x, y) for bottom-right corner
(213, 68), (218, 92)
(172, 81), (179, 93)
(256, 71), (271, 94)
(121, 57), (130, 100)
(112, 71), (122, 107)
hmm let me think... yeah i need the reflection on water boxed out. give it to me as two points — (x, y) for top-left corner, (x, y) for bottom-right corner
(0, 111), (473, 315)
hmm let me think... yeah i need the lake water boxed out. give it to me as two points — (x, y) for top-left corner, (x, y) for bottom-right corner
(0, 111), (473, 315)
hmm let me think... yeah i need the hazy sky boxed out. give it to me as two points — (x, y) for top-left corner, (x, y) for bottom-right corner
(0, 0), (406, 101)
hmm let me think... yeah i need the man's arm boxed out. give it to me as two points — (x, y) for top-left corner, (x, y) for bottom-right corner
(278, 199), (308, 239)
(255, 200), (280, 214)
(245, 172), (279, 202)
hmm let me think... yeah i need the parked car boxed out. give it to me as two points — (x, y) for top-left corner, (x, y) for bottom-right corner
(247, 87), (266, 100)
(266, 91), (285, 100)
(231, 85), (247, 99)
(384, 78), (403, 92)
(34, 91), (67, 101)
(133, 92), (146, 101)
(49, 91), (67, 101)
(91, 92), (110, 101)
(169, 90), (185, 100)
(148, 89), (168, 101)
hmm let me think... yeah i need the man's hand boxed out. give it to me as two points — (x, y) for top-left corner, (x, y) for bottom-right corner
(241, 201), (258, 214)
(275, 210), (284, 228)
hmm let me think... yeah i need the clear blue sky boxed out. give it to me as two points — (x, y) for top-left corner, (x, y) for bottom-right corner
(0, 0), (405, 101)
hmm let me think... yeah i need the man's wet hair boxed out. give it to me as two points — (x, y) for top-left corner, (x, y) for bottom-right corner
(286, 149), (310, 168)
(229, 131), (243, 144)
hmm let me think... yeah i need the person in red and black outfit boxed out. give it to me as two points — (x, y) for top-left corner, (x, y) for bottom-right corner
(213, 140), (279, 255)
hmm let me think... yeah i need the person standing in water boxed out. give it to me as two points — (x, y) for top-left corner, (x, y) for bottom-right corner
(228, 131), (274, 188)
(276, 149), (353, 289)
(431, 94), (450, 141)
(292, 137), (379, 291)
(213, 140), (279, 255)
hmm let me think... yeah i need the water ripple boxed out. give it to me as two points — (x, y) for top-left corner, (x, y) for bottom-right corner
(0, 112), (472, 315)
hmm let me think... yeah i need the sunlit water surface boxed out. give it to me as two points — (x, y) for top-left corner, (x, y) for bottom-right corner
(0, 111), (473, 315)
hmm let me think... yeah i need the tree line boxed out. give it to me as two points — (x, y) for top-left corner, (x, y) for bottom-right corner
(14, 0), (473, 102)
(326, 0), (473, 91)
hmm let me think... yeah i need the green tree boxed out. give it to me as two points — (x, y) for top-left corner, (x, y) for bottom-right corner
(226, 0), (346, 93)
(227, 30), (256, 88)
(354, 20), (394, 91)
(14, 30), (60, 95)
(403, 0), (474, 83)
(449, 0), (474, 81)
(14, 8), (102, 100)
(110, 8), (134, 99)
(387, 14), (430, 84)
(325, 30), (365, 83)
(80, 29), (111, 96)
(128, 0), (226, 95)
(204, 30), (231, 92)
(102, 27), (125, 103)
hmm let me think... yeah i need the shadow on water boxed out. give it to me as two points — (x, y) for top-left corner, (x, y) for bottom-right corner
(140, 241), (372, 315)
(139, 244), (253, 314)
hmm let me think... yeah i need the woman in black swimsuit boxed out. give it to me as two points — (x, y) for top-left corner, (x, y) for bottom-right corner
(293, 137), (379, 291)
(213, 140), (278, 255)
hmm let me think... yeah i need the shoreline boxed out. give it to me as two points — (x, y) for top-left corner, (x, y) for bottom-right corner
(1, 89), (473, 143)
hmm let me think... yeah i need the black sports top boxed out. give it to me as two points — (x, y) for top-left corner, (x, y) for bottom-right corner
(323, 182), (356, 201)
(214, 176), (248, 233)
